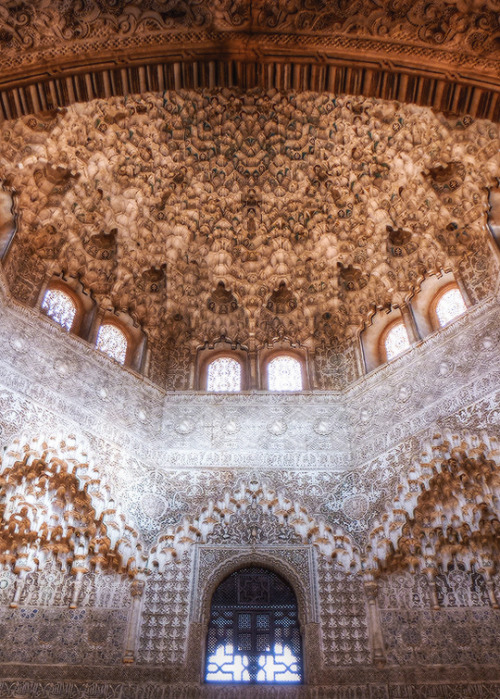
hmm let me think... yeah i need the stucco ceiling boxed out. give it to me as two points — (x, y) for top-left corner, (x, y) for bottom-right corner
(0, 89), (498, 389)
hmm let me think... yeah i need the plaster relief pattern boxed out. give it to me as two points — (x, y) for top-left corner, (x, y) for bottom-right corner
(316, 557), (370, 666)
(137, 561), (191, 666)
(0, 606), (129, 665)
(0, 88), (498, 696)
(1, 92), (499, 388)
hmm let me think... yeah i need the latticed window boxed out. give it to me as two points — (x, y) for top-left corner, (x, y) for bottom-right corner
(96, 324), (127, 364)
(207, 357), (241, 392)
(384, 322), (410, 360)
(41, 289), (76, 331)
(267, 356), (303, 391)
(435, 287), (466, 327)
(206, 567), (302, 684)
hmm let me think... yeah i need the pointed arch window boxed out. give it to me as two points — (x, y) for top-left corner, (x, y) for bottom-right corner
(384, 321), (410, 361)
(435, 286), (466, 328)
(207, 357), (241, 392)
(205, 567), (302, 684)
(41, 288), (76, 331)
(267, 356), (303, 391)
(96, 323), (127, 364)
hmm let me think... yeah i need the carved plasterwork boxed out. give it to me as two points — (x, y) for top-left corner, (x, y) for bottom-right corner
(0, 94), (499, 690)
(0, 280), (498, 549)
(137, 559), (191, 666)
(1, 91), (499, 387)
(192, 546), (316, 626)
(316, 556), (370, 666)
(0, 2), (500, 123)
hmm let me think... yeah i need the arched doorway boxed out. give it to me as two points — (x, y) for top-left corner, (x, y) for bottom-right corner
(205, 566), (303, 684)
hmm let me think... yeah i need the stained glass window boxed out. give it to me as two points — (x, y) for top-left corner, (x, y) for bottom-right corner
(41, 289), (76, 331)
(384, 322), (410, 360)
(267, 356), (302, 391)
(96, 324), (127, 364)
(436, 287), (466, 327)
(205, 567), (302, 684)
(207, 357), (241, 392)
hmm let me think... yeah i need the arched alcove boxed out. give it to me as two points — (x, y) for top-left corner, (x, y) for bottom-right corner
(184, 548), (320, 686)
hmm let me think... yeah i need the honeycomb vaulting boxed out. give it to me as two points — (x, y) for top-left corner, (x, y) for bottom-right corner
(1, 90), (499, 386)
(0, 4), (499, 692)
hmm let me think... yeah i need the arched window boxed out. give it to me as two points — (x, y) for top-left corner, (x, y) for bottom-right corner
(205, 567), (302, 684)
(96, 323), (127, 364)
(267, 356), (303, 391)
(207, 357), (241, 392)
(384, 321), (410, 361)
(435, 286), (466, 327)
(41, 288), (76, 331)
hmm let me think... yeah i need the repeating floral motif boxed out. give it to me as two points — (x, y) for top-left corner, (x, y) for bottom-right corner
(0, 682), (499, 697)
(381, 607), (500, 666)
(316, 557), (370, 666)
(0, 1), (498, 75)
(137, 562), (191, 665)
(377, 566), (500, 668)
(0, 605), (129, 665)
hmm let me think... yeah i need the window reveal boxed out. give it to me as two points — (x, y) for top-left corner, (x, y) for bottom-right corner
(205, 567), (302, 684)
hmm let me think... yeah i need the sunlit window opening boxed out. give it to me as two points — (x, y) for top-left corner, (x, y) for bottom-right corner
(206, 643), (301, 684)
(207, 357), (241, 392)
(267, 356), (303, 391)
(385, 322), (410, 360)
(435, 287), (466, 327)
(41, 289), (76, 331)
(205, 568), (302, 685)
(96, 324), (127, 364)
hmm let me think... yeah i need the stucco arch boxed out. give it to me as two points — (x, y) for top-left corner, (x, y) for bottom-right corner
(188, 548), (320, 686)
(149, 478), (358, 571)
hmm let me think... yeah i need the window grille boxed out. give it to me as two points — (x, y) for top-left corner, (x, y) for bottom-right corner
(207, 357), (241, 392)
(41, 289), (76, 331)
(435, 287), (466, 327)
(267, 356), (303, 391)
(384, 322), (410, 360)
(205, 567), (302, 684)
(96, 324), (127, 364)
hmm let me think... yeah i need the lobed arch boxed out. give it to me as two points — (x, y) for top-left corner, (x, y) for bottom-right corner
(149, 479), (359, 571)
